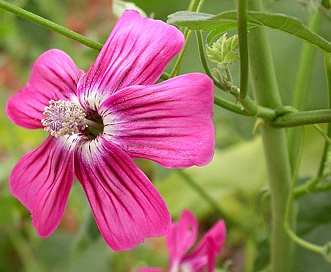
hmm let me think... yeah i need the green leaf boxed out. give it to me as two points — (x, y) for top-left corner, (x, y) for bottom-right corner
(168, 11), (331, 53)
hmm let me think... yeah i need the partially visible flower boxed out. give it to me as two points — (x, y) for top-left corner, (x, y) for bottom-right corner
(139, 210), (226, 272)
(6, 11), (215, 251)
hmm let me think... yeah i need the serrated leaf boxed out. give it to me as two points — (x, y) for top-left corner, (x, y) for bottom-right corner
(168, 11), (331, 53)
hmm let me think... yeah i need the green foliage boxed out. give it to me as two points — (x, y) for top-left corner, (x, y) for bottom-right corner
(168, 10), (331, 52)
(205, 33), (239, 68)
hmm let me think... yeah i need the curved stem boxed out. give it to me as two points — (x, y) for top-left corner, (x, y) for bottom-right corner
(285, 225), (323, 254)
(214, 95), (249, 115)
(0, 0), (103, 50)
(239, 96), (276, 121)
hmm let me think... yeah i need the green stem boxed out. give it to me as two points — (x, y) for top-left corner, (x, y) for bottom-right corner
(0, 0), (103, 50)
(244, 234), (257, 272)
(318, 54), (331, 178)
(0, 0), (174, 81)
(292, 12), (321, 110)
(237, 0), (249, 101)
(213, 95), (249, 115)
(247, 1), (294, 271)
(294, 178), (331, 198)
(293, 54), (331, 198)
(169, 28), (192, 77)
(284, 135), (323, 255)
(187, 0), (199, 11)
(287, 11), (321, 171)
(297, 55), (331, 195)
(160, 72), (170, 81)
(240, 96), (276, 121)
(285, 225), (323, 254)
(313, 124), (331, 146)
(271, 109), (331, 127)
(169, 0), (206, 78)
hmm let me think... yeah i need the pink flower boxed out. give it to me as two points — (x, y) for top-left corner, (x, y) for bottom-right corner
(5, 11), (215, 251)
(139, 210), (226, 272)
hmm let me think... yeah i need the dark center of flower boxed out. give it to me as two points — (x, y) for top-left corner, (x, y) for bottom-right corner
(41, 100), (103, 138)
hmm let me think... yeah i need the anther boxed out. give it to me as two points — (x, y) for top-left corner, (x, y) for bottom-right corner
(41, 100), (87, 137)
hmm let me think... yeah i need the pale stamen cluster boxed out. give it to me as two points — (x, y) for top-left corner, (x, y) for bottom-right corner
(41, 100), (87, 137)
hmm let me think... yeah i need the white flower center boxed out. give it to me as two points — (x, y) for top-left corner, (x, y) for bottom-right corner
(41, 100), (87, 137)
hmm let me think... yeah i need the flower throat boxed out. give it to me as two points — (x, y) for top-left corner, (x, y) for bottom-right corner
(41, 100), (103, 139)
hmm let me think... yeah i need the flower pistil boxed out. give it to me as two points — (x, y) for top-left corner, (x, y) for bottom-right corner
(41, 99), (102, 138)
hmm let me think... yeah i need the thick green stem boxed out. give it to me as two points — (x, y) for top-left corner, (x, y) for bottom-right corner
(247, 1), (294, 271)
(270, 109), (331, 127)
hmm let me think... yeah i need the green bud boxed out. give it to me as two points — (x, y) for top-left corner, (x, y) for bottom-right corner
(205, 33), (240, 69)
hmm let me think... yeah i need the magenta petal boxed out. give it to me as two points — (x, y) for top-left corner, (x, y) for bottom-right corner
(9, 136), (75, 237)
(78, 10), (184, 110)
(100, 73), (215, 168)
(6, 49), (84, 129)
(136, 269), (163, 272)
(74, 135), (171, 251)
(183, 221), (226, 272)
(166, 210), (198, 269)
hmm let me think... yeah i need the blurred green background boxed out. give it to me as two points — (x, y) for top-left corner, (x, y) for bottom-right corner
(1, 0), (331, 271)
